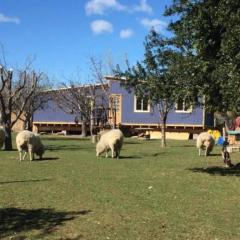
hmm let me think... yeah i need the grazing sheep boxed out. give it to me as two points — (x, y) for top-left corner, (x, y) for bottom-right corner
(196, 132), (215, 156)
(16, 130), (45, 162)
(0, 127), (5, 150)
(97, 129), (110, 141)
(96, 129), (124, 159)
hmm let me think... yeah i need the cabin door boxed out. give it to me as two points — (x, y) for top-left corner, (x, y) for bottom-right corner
(109, 94), (122, 126)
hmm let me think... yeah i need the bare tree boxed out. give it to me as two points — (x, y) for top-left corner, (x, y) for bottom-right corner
(13, 73), (51, 131)
(89, 56), (117, 129)
(53, 58), (112, 137)
(54, 82), (104, 137)
(0, 65), (41, 150)
(53, 55), (114, 137)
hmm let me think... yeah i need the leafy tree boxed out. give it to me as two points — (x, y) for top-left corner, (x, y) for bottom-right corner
(165, 0), (240, 114)
(115, 30), (190, 147)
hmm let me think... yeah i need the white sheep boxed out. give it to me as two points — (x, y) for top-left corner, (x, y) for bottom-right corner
(0, 127), (5, 150)
(16, 130), (45, 162)
(96, 129), (124, 159)
(196, 132), (215, 156)
(97, 129), (111, 141)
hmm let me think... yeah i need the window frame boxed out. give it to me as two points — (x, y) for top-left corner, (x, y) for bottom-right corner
(134, 95), (150, 113)
(175, 99), (193, 113)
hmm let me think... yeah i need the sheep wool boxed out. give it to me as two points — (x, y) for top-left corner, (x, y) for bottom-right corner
(96, 129), (124, 159)
(196, 132), (215, 156)
(96, 129), (110, 142)
(16, 130), (45, 161)
(0, 127), (5, 150)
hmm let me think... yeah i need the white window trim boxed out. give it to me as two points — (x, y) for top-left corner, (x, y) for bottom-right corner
(175, 101), (193, 113)
(134, 95), (150, 113)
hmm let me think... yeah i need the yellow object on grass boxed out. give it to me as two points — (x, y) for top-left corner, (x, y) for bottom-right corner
(207, 129), (221, 141)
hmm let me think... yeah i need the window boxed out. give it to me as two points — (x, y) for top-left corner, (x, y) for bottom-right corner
(175, 99), (192, 113)
(134, 96), (150, 112)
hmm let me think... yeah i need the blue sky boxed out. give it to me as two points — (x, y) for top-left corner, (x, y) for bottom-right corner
(0, 0), (173, 83)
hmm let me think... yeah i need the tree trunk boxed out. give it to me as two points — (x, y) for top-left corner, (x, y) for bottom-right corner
(4, 120), (13, 151)
(81, 120), (87, 137)
(26, 121), (32, 131)
(161, 118), (167, 148)
(90, 121), (93, 136)
(90, 110), (94, 136)
(26, 116), (33, 131)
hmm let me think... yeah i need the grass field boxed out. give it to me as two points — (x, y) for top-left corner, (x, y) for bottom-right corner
(1, 136), (240, 240)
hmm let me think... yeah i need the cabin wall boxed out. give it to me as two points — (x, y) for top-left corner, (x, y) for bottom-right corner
(34, 87), (108, 123)
(34, 100), (75, 123)
(32, 81), (214, 135)
(205, 112), (214, 127)
(109, 80), (205, 126)
(33, 87), (109, 134)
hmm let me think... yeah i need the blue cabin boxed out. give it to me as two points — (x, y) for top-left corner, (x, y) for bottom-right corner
(105, 77), (214, 138)
(33, 84), (109, 134)
(33, 77), (214, 138)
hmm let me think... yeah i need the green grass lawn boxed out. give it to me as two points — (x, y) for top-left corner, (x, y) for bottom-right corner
(1, 136), (240, 240)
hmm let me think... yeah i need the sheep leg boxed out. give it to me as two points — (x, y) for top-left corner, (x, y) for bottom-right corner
(205, 146), (209, 157)
(22, 151), (27, 160)
(118, 149), (121, 159)
(115, 146), (120, 159)
(198, 148), (201, 156)
(110, 146), (115, 158)
(105, 149), (109, 158)
(116, 149), (119, 159)
(29, 149), (33, 162)
(19, 151), (22, 162)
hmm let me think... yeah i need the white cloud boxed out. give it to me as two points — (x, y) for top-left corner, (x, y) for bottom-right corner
(85, 0), (126, 15)
(120, 28), (134, 39)
(91, 20), (113, 34)
(0, 13), (20, 24)
(141, 18), (167, 32)
(134, 0), (152, 14)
